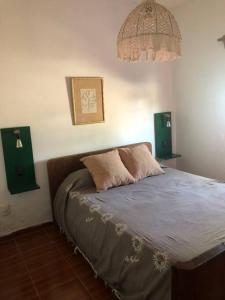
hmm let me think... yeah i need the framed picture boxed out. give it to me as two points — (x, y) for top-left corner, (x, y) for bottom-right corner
(71, 77), (105, 125)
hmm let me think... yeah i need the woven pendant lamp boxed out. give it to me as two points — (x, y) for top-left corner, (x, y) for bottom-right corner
(117, 0), (182, 62)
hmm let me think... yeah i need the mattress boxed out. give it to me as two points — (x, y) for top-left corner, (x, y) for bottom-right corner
(54, 167), (225, 300)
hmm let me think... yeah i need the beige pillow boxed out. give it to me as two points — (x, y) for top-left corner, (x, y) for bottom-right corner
(119, 144), (164, 181)
(80, 149), (135, 192)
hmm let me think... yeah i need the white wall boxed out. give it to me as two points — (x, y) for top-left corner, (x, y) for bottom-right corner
(174, 0), (225, 180)
(0, 0), (176, 236)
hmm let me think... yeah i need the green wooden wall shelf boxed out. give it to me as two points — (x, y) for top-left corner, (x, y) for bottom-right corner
(1, 126), (40, 194)
(154, 112), (181, 160)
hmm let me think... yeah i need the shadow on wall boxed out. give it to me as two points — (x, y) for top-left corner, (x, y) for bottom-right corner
(16, 0), (170, 85)
(66, 0), (172, 84)
(0, 159), (52, 237)
(65, 77), (75, 125)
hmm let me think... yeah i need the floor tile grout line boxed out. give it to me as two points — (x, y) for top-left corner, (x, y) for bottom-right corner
(0, 223), (54, 241)
(76, 276), (96, 300)
(1, 224), (114, 300)
(16, 241), (77, 298)
(55, 230), (115, 299)
(58, 241), (96, 300)
(12, 228), (48, 241)
(18, 242), (64, 273)
(15, 237), (59, 258)
(14, 238), (41, 300)
(67, 251), (116, 300)
(37, 277), (77, 298)
(21, 236), (82, 297)
(14, 229), (52, 247)
(68, 264), (96, 300)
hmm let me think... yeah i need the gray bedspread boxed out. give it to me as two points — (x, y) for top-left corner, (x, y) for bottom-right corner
(54, 168), (225, 300)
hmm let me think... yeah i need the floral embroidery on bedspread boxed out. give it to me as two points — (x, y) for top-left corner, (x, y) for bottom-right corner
(74, 192), (170, 273)
(89, 204), (101, 214)
(101, 213), (114, 224)
(85, 217), (94, 223)
(79, 196), (88, 206)
(132, 236), (144, 253)
(115, 223), (128, 237)
(153, 250), (169, 272)
(125, 256), (140, 263)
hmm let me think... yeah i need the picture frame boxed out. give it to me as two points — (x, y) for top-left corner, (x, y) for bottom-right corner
(71, 77), (105, 125)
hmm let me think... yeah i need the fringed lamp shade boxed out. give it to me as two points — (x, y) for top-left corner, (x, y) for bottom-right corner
(117, 0), (182, 62)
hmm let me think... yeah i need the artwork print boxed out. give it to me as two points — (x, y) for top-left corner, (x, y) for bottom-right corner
(80, 89), (97, 114)
(72, 77), (104, 125)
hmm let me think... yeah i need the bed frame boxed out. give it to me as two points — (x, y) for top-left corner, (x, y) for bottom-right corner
(47, 142), (225, 300)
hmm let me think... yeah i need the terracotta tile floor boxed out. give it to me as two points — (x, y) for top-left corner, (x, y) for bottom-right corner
(0, 223), (116, 300)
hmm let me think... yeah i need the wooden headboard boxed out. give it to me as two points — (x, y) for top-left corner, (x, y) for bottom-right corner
(47, 142), (152, 202)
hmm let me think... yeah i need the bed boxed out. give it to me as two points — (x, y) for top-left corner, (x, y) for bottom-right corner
(47, 142), (225, 300)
